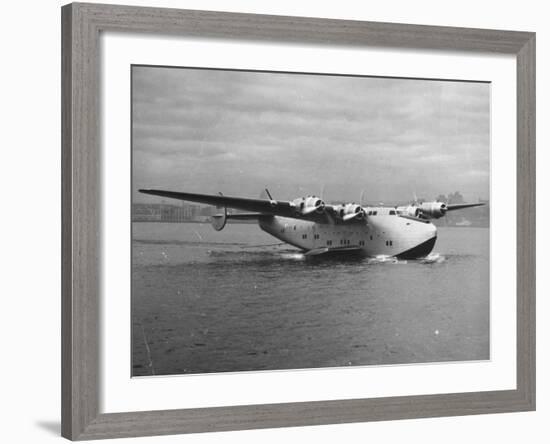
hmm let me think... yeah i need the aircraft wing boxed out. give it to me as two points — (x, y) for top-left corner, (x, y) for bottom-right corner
(446, 203), (486, 211)
(139, 189), (299, 219)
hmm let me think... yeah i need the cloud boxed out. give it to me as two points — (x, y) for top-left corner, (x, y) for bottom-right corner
(132, 66), (490, 204)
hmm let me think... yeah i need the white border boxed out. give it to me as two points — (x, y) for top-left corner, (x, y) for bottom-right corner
(100, 33), (516, 413)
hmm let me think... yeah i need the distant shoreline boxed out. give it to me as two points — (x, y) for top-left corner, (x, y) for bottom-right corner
(131, 219), (257, 224)
(131, 220), (489, 228)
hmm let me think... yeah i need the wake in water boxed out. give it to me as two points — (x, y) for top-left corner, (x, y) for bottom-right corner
(134, 239), (250, 247)
(420, 252), (446, 264)
(367, 255), (408, 265)
(209, 247), (446, 265)
(305, 251), (446, 265)
(207, 245), (297, 260)
(279, 252), (306, 261)
(366, 252), (445, 265)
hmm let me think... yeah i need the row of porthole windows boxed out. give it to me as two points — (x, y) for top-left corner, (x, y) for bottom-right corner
(366, 210), (397, 216)
(280, 229), (390, 246)
(287, 225), (380, 233)
(281, 225), (314, 233)
(281, 228), (386, 247)
(287, 233), (379, 243)
(292, 236), (391, 247)
(284, 225), (376, 236)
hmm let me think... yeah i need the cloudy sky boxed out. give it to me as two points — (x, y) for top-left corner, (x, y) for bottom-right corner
(132, 65), (490, 205)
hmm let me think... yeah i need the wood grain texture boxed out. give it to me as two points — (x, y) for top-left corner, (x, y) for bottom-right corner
(75, 2), (532, 53)
(61, 4), (73, 438)
(516, 34), (536, 410)
(62, 3), (101, 439)
(61, 2), (536, 440)
(77, 390), (532, 440)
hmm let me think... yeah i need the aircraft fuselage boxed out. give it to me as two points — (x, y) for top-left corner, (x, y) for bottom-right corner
(259, 208), (437, 258)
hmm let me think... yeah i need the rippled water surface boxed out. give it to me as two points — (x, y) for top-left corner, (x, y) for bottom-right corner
(132, 222), (489, 376)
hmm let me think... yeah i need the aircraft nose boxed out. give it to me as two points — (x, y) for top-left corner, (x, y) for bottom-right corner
(426, 222), (437, 239)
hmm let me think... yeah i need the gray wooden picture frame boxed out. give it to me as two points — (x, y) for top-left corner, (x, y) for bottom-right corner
(61, 2), (536, 440)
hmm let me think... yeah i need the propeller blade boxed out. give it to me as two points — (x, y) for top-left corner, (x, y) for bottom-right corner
(342, 210), (365, 221)
(302, 205), (324, 215)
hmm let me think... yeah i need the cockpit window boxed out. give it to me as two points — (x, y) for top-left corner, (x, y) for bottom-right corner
(389, 210), (396, 215)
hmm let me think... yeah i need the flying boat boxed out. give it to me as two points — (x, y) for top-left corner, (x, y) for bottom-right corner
(139, 188), (485, 259)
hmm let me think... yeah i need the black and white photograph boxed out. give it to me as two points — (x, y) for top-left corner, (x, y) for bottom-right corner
(131, 65), (490, 377)
(2, 0), (542, 441)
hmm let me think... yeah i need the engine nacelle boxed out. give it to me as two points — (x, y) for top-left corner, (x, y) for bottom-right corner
(419, 201), (447, 219)
(293, 195), (325, 216)
(338, 203), (366, 221)
(403, 205), (421, 218)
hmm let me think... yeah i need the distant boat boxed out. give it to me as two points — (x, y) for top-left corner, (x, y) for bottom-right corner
(455, 218), (472, 227)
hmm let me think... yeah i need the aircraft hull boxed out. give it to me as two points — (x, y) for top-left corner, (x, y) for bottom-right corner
(259, 215), (437, 259)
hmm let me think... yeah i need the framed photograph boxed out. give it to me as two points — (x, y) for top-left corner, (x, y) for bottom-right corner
(61, 2), (535, 440)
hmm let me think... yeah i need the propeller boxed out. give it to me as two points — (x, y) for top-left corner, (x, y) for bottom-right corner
(301, 199), (325, 215)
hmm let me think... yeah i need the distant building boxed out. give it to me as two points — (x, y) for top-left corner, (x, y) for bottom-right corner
(447, 191), (465, 205)
(132, 203), (162, 221)
(132, 202), (207, 222)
